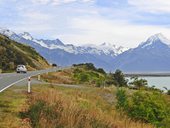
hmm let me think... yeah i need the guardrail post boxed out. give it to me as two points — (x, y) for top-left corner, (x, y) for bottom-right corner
(28, 77), (31, 93)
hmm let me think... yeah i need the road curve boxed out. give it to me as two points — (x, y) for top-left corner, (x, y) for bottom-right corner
(0, 67), (66, 92)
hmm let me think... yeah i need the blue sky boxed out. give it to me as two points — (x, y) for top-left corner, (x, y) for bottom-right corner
(1, 0), (170, 47)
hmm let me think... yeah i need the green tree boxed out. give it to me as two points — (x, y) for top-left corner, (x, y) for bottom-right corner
(130, 77), (148, 89)
(114, 69), (127, 87)
(97, 68), (106, 74)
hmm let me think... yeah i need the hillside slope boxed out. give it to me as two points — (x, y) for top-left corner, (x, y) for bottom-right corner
(42, 63), (107, 86)
(0, 34), (49, 72)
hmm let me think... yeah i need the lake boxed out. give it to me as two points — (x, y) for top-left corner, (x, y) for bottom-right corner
(126, 77), (170, 90)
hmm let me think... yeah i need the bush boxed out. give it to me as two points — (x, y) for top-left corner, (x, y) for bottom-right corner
(73, 67), (106, 86)
(130, 77), (148, 89)
(97, 68), (106, 74)
(72, 63), (106, 74)
(128, 91), (169, 127)
(79, 73), (89, 83)
(20, 100), (46, 128)
(116, 89), (128, 111)
(116, 89), (170, 127)
(114, 69), (127, 87)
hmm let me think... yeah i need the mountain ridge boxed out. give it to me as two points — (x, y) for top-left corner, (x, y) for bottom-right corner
(112, 33), (170, 72)
(1, 27), (170, 72)
(0, 28), (127, 71)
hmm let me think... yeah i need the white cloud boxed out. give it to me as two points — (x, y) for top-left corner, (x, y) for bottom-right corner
(57, 16), (170, 48)
(31, 0), (94, 5)
(3, 0), (170, 48)
(22, 11), (51, 20)
(128, 0), (170, 13)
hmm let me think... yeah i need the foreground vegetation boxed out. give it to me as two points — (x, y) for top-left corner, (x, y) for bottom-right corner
(41, 63), (170, 127)
(0, 84), (154, 128)
(0, 63), (170, 127)
(116, 89), (170, 128)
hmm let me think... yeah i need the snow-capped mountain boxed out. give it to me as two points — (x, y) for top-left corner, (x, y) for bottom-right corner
(112, 33), (170, 72)
(0, 27), (15, 37)
(83, 43), (128, 56)
(139, 33), (170, 49)
(18, 31), (127, 56)
(0, 28), (127, 56)
(0, 28), (127, 71)
(2, 27), (170, 72)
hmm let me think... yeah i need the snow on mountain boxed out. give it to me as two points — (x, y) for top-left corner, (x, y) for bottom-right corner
(0, 28), (127, 56)
(139, 33), (170, 49)
(17, 32), (127, 56)
(82, 43), (128, 56)
(0, 28), (15, 37)
(112, 33), (170, 72)
(2, 27), (170, 71)
(42, 39), (64, 46)
(19, 32), (33, 40)
(0, 27), (129, 71)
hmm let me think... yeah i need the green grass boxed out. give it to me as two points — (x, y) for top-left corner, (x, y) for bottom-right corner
(0, 85), (28, 128)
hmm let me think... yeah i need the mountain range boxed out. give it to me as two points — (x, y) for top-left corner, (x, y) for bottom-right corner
(1, 27), (170, 72)
(0, 28), (127, 71)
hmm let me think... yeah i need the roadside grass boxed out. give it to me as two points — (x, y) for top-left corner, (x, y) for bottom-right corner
(0, 82), (154, 128)
(41, 68), (75, 84)
(0, 85), (30, 128)
(20, 84), (154, 128)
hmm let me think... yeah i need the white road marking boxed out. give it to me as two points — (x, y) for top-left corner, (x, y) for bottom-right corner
(0, 77), (27, 92)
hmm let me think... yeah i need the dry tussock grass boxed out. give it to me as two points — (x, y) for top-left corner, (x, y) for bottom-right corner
(41, 69), (75, 84)
(22, 88), (154, 128)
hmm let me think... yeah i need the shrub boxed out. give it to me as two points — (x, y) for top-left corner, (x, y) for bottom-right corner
(97, 68), (106, 74)
(128, 91), (169, 126)
(105, 73), (115, 86)
(79, 73), (89, 83)
(114, 69), (127, 87)
(20, 100), (46, 128)
(116, 90), (170, 127)
(167, 90), (170, 95)
(116, 88), (128, 111)
(130, 77), (148, 89)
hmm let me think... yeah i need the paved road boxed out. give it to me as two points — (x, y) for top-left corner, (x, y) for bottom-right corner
(0, 67), (65, 92)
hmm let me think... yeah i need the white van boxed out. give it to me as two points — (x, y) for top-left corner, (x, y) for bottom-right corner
(16, 65), (27, 73)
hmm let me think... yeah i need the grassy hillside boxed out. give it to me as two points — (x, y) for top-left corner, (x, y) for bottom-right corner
(42, 63), (108, 86)
(0, 34), (49, 72)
